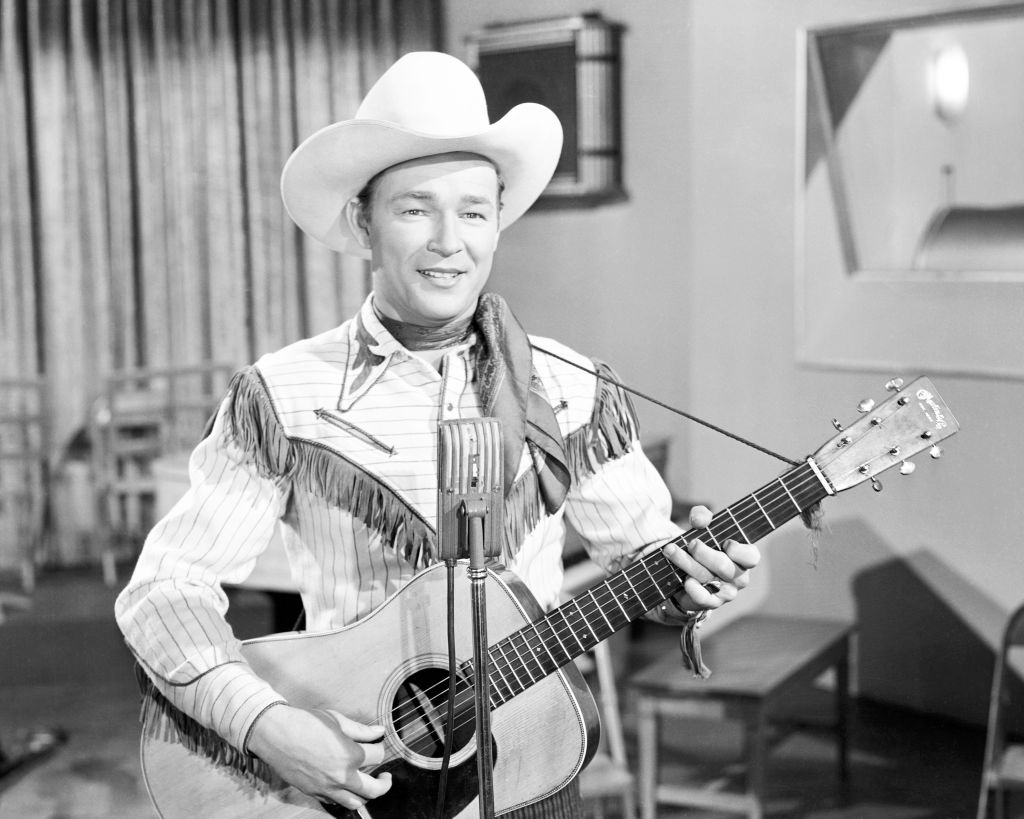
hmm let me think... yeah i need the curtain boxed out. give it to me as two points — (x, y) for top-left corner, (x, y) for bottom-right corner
(0, 0), (441, 566)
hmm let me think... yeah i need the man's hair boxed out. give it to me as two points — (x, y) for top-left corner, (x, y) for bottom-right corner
(354, 156), (506, 224)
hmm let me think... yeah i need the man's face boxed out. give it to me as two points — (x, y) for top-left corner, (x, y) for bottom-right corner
(351, 153), (501, 326)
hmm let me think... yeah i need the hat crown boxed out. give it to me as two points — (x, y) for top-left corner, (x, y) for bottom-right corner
(355, 52), (491, 136)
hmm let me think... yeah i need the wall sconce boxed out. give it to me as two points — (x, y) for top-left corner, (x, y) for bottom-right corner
(929, 42), (969, 124)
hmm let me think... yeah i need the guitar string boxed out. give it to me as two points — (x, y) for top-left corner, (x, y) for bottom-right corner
(388, 415), (921, 751)
(386, 456), (891, 755)
(388, 416), (922, 753)
(382, 466), (840, 755)
(385, 463), (847, 754)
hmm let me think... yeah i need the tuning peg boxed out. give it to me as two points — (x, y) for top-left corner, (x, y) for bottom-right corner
(871, 477), (883, 492)
(832, 418), (844, 431)
(858, 398), (876, 413)
(885, 378), (905, 391)
(899, 460), (916, 475)
(929, 445), (943, 459)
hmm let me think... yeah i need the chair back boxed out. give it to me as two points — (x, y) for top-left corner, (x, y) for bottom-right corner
(978, 602), (1024, 819)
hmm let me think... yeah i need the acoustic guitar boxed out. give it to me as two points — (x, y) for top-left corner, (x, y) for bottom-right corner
(140, 377), (958, 817)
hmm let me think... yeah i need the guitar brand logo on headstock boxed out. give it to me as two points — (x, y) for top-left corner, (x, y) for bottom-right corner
(916, 389), (948, 430)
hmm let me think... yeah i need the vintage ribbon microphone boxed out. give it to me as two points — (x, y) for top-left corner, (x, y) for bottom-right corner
(436, 418), (504, 819)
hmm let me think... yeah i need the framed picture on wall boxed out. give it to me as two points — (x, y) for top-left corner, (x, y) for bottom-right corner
(466, 14), (626, 205)
(796, 3), (1024, 379)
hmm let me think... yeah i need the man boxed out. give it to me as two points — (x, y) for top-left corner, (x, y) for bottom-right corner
(116, 52), (760, 817)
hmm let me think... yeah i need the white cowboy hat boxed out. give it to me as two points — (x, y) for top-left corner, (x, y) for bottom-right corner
(280, 51), (564, 257)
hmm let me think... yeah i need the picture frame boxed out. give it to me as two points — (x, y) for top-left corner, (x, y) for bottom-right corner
(796, 2), (1024, 380)
(466, 13), (625, 205)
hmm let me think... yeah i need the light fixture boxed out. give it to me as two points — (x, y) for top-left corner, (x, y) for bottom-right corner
(929, 42), (970, 124)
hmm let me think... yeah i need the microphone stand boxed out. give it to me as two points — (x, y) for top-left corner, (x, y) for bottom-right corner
(437, 419), (503, 819)
(461, 499), (495, 819)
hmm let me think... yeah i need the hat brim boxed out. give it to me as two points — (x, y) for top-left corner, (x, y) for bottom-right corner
(280, 102), (563, 257)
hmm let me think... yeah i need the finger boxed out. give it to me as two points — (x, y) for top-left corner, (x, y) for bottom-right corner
(353, 769), (392, 799)
(724, 540), (761, 570)
(682, 576), (724, 609)
(328, 769), (391, 808)
(661, 541), (716, 586)
(329, 711), (386, 743)
(688, 505), (713, 529)
(359, 739), (387, 769)
(686, 539), (751, 585)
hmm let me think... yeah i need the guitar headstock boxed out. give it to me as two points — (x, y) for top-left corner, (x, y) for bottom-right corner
(812, 377), (959, 493)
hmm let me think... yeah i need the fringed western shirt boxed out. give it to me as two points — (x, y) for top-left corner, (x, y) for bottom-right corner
(115, 296), (684, 755)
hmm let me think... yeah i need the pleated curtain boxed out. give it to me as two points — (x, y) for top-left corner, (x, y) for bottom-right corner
(0, 0), (440, 456)
(0, 0), (441, 566)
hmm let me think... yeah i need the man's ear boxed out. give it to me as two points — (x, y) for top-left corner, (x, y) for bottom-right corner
(343, 199), (371, 249)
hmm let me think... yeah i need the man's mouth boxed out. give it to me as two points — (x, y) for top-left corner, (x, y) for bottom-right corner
(418, 268), (464, 280)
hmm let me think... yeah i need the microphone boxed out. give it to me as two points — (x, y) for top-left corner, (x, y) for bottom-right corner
(437, 418), (504, 561)
(436, 418), (505, 818)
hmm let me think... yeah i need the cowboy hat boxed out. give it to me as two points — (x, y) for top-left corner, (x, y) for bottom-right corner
(280, 51), (563, 257)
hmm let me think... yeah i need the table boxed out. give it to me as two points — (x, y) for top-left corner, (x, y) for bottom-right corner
(629, 614), (853, 819)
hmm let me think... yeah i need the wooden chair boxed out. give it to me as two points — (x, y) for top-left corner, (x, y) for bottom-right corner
(978, 602), (1024, 819)
(92, 363), (234, 584)
(563, 560), (638, 819)
(0, 377), (48, 600)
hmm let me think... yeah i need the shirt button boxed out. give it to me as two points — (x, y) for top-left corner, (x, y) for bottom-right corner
(446, 403), (454, 411)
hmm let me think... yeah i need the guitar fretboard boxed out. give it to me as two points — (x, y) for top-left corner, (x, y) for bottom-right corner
(466, 459), (830, 707)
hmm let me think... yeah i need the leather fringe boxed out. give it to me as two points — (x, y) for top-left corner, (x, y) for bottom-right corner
(134, 663), (276, 792)
(502, 469), (544, 562)
(223, 367), (436, 570)
(221, 360), (640, 568)
(679, 612), (712, 679)
(564, 359), (640, 481)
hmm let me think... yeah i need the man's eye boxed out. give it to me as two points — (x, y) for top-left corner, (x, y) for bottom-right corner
(402, 208), (426, 216)
(462, 211), (485, 220)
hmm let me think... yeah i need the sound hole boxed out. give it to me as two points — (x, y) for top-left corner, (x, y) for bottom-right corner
(392, 667), (476, 760)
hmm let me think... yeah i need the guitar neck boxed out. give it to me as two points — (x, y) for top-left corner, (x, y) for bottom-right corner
(482, 459), (831, 707)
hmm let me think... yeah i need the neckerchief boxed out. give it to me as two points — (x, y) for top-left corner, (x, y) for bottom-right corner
(375, 309), (475, 351)
(474, 293), (571, 513)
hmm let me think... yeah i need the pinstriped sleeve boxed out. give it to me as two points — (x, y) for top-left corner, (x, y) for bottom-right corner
(564, 443), (683, 570)
(114, 385), (289, 752)
(561, 359), (683, 568)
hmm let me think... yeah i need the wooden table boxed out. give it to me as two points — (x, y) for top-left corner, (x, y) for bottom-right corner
(628, 614), (853, 819)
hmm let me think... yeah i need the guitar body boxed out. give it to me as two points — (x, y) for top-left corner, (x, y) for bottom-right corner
(140, 377), (961, 817)
(141, 563), (600, 818)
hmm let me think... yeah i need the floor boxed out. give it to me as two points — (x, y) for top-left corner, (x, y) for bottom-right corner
(0, 567), (1010, 818)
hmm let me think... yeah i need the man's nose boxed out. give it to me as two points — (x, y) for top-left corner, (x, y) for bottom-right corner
(427, 213), (462, 257)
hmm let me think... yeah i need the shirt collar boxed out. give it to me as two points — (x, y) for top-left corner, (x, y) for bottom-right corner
(339, 294), (482, 410)
(338, 295), (405, 411)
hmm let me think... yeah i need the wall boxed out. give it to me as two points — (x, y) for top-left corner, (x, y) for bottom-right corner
(442, 1), (697, 495)
(445, 0), (1024, 725)
(687, 0), (1024, 723)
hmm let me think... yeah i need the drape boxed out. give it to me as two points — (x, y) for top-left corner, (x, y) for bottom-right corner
(0, 0), (441, 566)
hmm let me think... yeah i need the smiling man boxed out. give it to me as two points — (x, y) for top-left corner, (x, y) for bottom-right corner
(116, 52), (760, 818)
(351, 153), (502, 331)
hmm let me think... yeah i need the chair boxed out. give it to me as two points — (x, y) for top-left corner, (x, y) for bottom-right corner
(0, 377), (48, 599)
(563, 560), (638, 819)
(978, 603), (1024, 819)
(91, 363), (234, 584)
(577, 638), (638, 819)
